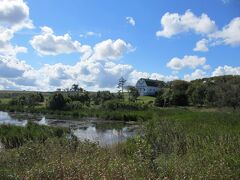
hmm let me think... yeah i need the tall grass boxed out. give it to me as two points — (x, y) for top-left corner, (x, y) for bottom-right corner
(0, 122), (68, 149)
(0, 108), (240, 178)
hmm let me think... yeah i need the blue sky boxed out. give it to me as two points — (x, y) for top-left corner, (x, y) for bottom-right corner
(0, 0), (240, 91)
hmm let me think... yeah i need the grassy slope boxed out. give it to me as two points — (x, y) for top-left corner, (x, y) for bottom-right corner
(137, 95), (156, 103)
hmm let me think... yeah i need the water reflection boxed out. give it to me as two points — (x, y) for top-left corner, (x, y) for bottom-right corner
(0, 111), (138, 146)
(73, 125), (136, 146)
(0, 111), (27, 127)
(38, 116), (48, 125)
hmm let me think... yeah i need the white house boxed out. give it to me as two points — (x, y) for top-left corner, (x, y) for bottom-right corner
(136, 78), (165, 96)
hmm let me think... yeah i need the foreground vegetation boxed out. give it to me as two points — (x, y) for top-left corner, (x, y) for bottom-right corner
(0, 122), (68, 149)
(0, 108), (240, 179)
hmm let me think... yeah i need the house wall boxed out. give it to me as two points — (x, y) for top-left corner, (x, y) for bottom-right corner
(136, 79), (160, 96)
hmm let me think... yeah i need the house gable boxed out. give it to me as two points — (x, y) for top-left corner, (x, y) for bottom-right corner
(136, 78), (164, 96)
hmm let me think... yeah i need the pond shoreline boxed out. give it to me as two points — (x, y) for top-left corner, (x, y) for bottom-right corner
(0, 111), (140, 146)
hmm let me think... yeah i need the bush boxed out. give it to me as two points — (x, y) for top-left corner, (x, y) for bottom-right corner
(48, 93), (66, 110)
(65, 101), (83, 110)
(103, 100), (147, 111)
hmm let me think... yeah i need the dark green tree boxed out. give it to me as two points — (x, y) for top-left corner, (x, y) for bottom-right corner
(170, 80), (189, 106)
(48, 93), (66, 110)
(127, 86), (140, 102)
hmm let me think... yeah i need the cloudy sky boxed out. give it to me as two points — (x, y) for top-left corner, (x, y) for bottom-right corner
(0, 0), (240, 91)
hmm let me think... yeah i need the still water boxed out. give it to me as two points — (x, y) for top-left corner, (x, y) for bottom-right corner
(0, 111), (138, 146)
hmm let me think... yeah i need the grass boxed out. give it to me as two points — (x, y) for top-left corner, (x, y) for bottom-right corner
(137, 95), (156, 103)
(0, 108), (240, 179)
(0, 98), (10, 104)
(0, 122), (69, 149)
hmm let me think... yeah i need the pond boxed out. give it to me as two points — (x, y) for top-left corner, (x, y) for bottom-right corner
(0, 111), (139, 146)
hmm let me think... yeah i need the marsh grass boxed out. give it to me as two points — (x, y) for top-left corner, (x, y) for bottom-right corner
(0, 108), (240, 179)
(0, 122), (68, 149)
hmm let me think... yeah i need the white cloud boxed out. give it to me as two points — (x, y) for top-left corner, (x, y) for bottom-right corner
(80, 31), (102, 38)
(209, 17), (240, 46)
(0, 36), (178, 91)
(0, 27), (14, 42)
(0, 56), (32, 79)
(156, 10), (217, 38)
(126, 17), (136, 26)
(203, 64), (211, 70)
(30, 27), (132, 59)
(30, 26), (83, 56)
(184, 69), (207, 81)
(0, 78), (20, 90)
(194, 39), (209, 52)
(90, 39), (133, 61)
(0, 0), (32, 58)
(212, 65), (240, 76)
(0, 44), (27, 57)
(0, 0), (33, 30)
(166, 55), (206, 70)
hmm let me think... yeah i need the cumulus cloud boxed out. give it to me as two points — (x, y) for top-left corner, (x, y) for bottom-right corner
(212, 65), (240, 76)
(0, 0), (32, 58)
(0, 56), (31, 78)
(126, 17), (136, 26)
(0, 36), (179, 91)
(0, 0), (33, 30)
(156, 10), (240, 51)
(156, 10), (217, 38)
(30, 26), (84, 56)
(90, 39), (133, 61)
(191, 17), (240, 51)
(166, 55), (207, 70)
(184, 69), (207, 81)
(194, 39), (209, 52)
(209, 17), (240, 46)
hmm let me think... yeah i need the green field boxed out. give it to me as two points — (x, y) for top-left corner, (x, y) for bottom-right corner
(137, 95), (156, 103)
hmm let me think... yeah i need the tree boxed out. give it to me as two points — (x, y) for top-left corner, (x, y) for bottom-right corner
(169, 80), (189, 106)
(187, 83), (206, 106)
(117, 77), (126, 94)
(27, 94), (38, 107)
(154, 90), (165, 107)
(70, 84), (83, 92)
(71, 84), (79, 92)
(91, 91), (115, 105)
(48, 93), (66, 110)
(222, 83), (240, 109)
(127, 86), (139, 102)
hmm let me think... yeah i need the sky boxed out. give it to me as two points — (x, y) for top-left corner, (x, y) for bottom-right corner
(0, 0), (240, 91)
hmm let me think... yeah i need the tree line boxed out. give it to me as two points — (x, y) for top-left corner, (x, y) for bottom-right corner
(155, 75), (240, 109)
(4, 75), (240, 110)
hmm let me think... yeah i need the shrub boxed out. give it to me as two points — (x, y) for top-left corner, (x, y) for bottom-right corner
(103, 100), (147, 111)
(48, 93), (66, 110)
